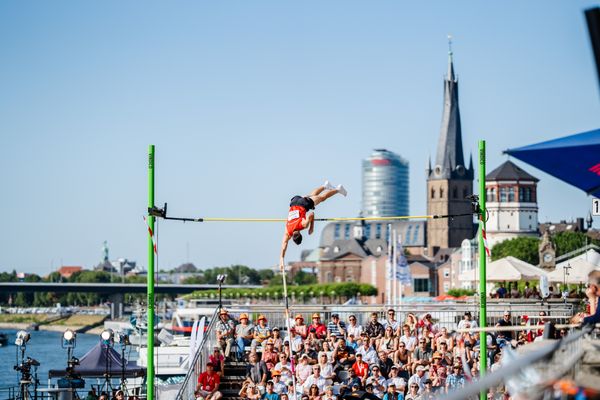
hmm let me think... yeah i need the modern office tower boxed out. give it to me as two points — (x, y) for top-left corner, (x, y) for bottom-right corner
(362, 148), (409, 218)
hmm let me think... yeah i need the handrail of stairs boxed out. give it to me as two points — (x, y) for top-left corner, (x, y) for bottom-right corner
(176, 307), (220, 400)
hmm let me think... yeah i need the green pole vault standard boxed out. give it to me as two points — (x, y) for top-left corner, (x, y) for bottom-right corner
(147, 145), (155, 399)
(478, 140), (487, 400)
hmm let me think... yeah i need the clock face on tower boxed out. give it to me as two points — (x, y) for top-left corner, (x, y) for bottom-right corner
(543, 253), (553, 263)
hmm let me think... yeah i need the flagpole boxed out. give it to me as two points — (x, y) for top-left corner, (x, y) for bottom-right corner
(398, 234), (403, 306)
(392, 229), (398, 306)
(478, 140), (487, 400)
(385, 224), (392, 304)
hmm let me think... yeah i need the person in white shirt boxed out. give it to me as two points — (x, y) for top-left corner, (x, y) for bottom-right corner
(355, 338), (378, 365)
(399, 324), (418, 353)
(385, 366), (407, 393)
(365, 365), (387, 397)
(303, 365), (327, 394)
(457, 311), (478, 330)
(383, 309), (401, 336)
(407, 366), (428, 392)
(346, 315), (363, 338)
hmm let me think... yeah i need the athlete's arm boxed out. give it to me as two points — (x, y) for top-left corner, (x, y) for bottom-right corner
(279, 232), (290, 270)
(304, 212), (315, 235)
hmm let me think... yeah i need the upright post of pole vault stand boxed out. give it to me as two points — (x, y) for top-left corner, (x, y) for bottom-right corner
(147, 145), (155, 400)
(478, 140), (487, 400)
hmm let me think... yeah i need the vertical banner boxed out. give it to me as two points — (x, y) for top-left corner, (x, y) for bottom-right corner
(386, 223), (392, 304)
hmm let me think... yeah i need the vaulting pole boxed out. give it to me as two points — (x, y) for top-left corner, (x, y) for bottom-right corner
(478, 140), (487, 400)
(147, 145), (155, 400)
(280, 265), (297, 395)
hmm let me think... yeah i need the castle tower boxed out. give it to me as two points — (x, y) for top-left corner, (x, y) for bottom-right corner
(426, 42), (474, 254)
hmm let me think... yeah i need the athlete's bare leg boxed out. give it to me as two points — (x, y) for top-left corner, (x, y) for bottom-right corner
(310, 189), (339, 206)
(309, 185), (326, 197)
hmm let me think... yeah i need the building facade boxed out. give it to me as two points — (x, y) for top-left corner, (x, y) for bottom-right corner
(426, 48), (474, 254)
(486, 160), (539, 246)
(362, 149), (409, 218)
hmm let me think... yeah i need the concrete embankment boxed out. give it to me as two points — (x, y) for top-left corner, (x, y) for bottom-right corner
(0, 314), (106, 333)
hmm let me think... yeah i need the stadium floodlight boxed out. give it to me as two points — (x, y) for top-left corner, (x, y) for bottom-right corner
(15, 331), (30, 347)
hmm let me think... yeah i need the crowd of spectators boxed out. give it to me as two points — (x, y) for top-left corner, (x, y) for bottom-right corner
(201, 306), (578, 400)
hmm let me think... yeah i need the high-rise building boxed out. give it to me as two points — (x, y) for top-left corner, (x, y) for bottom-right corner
(426, 46), (474, 253)
(362, 149), (409, 218)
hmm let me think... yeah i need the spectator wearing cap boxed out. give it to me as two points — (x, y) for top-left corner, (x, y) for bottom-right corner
(495, 310), (513, 340)
(216, 309), (236, 358)
(326, 314), (346, 339)
(292, 314), (308, 340)
(236, 313), (255, 359)
(246, 352), (269, 393)
(332, 337), (355, 367)
(270, 370), (286, 394)
(365, 365), (386, 397)
(262, 380), (280, 400)
(382, 383), (400, 400)
(346, 315), (363, 338)
(252, 315), (272, 350)
(351, 353), (369, 384)
(365, 312), (385, 339)
(445, 365), (465, 393)
(262, 339), (279, 370)
(355, 337), (378, 365)
(407, 365), (427, 392)
(303, 364), (327, 394)
(385, 366), (407, 393)
(420, 379), (435, 399)
(197, 362), (223, 400)
(457, 311), (478, 330)
(309, 314), (327, 340)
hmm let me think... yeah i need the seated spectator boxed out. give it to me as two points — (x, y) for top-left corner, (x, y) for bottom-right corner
(395, 341), (410, 373)
(246, 352), (268, 393)
(321, 386), (336, 400)
(420, 379), (435, 399)
(310, 314), (327, 340)
(262, 381), (280, 400)
(272, 328), (283, 352)
(457, 312), (478, 330)
(275, 353), (292, 380)
(262, 339), (279, 370)
(240, 381), (261, 400)
(376, 350), (394, 379)
(271, 371), (286, 394)
(356, 338), (378, 365)
(209, 346), (225, 375)
(236, 313), (255, 359)
(411, 338), (432, 374)
(435, 327), (454, 352)
(342, 368), (362, 388)
(346, 315), (363, 338)
(404, 383), (419, 400)
(296, 354), (313, 388)
(316, 352), (335, 384)
(365, 365), (386, 397)
(196, 362), (223, 400)
(303, 365), (327, 394)
(495, 310), (513, 341)
(404, 314), (418, 334)
(418, 314), (438, 335)
(216, 309), (236, 358)
(386, 366), (406, 393)
(252, 315), (272, 350)
(351, 353), (369, 384)
(307, 385), (321, 400)
(332, 337), (355, 367)
(430, 365), (446, 392)
(445, 365), (465, 392)
(365, 312), (385, 339)
(407, 365), (427, 392)
(382, 383), (401, 400)
(327, 314), (346, 339)
(377, 326), (398, 358)
(321, 341), (334, 362)
(383, 309), (401, 336)
(399, 325), (417, 353)
(437, 341), (452, 366)
(292, 315), (308, 341)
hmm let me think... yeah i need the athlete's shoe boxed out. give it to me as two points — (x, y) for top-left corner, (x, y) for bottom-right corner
(336, 184), (348, 197)
(323, 180), (335, 190)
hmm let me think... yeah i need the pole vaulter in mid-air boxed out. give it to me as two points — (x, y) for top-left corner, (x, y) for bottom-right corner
(279, 180), (347, 269)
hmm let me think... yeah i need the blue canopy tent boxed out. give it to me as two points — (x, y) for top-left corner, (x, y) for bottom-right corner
(505, 128), (600, 197)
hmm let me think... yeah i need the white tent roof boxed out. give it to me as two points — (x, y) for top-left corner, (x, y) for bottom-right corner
(556, 249), (600, 270)
(547, 258), (600, 283)
(487, 256), (548, 281)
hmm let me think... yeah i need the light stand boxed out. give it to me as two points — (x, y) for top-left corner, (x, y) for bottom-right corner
(59, 329), (85, 395)
(217, 274), (227, 310)
(115, 332), (130, 398)
(13, 330), (38, 400)
(100, 329), (114, 394)
(562, 263), (572, 300)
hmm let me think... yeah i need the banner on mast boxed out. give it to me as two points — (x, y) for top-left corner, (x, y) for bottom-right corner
(395, 238), (412, 285)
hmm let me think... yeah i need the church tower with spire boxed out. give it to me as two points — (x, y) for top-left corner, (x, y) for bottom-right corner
(426, 41), (474, 254)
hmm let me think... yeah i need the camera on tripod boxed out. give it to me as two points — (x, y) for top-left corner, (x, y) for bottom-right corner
(13, 357), (40, 381)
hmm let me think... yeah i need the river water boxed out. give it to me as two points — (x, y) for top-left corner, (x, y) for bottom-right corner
(0, 329), (120, 389)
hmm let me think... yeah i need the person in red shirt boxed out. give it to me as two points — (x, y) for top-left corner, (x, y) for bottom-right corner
(351, 353), (369, 384)
(279, 181), (347, 268)
(309, 313), (327, 340)
(196, 362), (223, 400)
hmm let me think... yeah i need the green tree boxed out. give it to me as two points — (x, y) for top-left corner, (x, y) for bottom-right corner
(293, 270), (318, 285)
(491, 236), (540, 265)
(552, 231), (600, 257)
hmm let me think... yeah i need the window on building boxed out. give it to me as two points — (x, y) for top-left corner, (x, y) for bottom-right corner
(519, 187), (524, 202)
(344, 224), (350, 240)
(440, 187), (444, 198)
(413, 224), (420, 244)
(500, 187), (507, 202)
(486, 188), (493, 202)
(413, 278), (429, 293)
(334, 224), (341, 239)
(365, 224), (371, 238)
(326, 272), (333, 283)
(452, 186), (458, 199)
(375, 224), (382, 239)
(525, 187), (532, 202)
(508, 187), (515, 202)
(463, 187), (468, 199)
(405, 225), (413, 245)
(431, 188), (435, 199)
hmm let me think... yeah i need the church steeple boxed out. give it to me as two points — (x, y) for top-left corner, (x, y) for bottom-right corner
(431, 37), (471, 181)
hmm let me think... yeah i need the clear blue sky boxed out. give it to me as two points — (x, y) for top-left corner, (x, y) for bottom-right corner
(1, 1), (599, 275)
